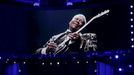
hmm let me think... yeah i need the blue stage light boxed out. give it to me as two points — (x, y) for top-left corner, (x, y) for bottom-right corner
(115, 55), (119, 59)
(118, 68), (122, 71)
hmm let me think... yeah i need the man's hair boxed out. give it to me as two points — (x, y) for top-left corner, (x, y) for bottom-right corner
(73, 14), (87, 25)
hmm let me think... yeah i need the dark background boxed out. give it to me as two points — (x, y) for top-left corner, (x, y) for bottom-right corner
(0, 0), (130, 56)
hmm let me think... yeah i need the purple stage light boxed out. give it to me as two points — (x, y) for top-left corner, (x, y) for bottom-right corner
(129, 64), (132, 68)
(33, 2), (40, 7)
(19, 69), (21, 73)
(33, 0), (40, 7)
(66, 2), (73, 6)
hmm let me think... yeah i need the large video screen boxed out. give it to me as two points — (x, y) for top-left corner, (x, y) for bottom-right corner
(34, 1), (130, 52)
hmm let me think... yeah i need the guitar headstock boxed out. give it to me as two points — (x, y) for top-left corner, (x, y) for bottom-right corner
(77, 9), (110, 33)
(93, 9), (110, 19)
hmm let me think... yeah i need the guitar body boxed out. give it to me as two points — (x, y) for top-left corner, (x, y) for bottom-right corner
(54, 36), (70, 55)
(54, 44), (68, 55)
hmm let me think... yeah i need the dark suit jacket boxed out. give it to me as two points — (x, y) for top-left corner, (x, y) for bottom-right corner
(37, 29), (97, 55)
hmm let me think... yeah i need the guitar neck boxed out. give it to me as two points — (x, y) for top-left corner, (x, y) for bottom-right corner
(75, 17), (95, 33)
(75, 9), (110, 33)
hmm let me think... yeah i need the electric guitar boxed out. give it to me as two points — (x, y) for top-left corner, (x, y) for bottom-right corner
(54, 9), (110, 55)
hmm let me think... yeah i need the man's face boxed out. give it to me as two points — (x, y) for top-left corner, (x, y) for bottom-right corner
(69, 15), (84, 32)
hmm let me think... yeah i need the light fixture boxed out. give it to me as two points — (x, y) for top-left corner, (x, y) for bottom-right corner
(131, 38), (134, 41)
(130, 12), (133, 15)
(131, 45), (134, 48)
(50, 62), (52, 65)
(86, 61), (88, 64)
(130, 18), (133, 21)
(131, 31), (133, 34)
(118, 68), (122, 71)
(115, 55), (119, 59)
(57, 62), (60, 65)
(131, 25), (133, 28)
(42, 62), (44, 65)
(23, 62), (26, 64)
(128, 64), (132, 68)
(130, 5), (133, 8)
(77, 61), (79, 64)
